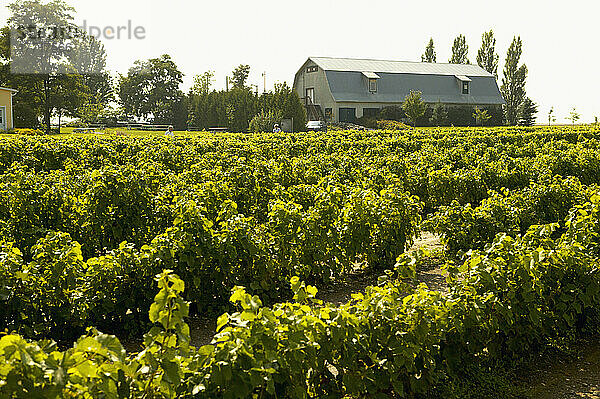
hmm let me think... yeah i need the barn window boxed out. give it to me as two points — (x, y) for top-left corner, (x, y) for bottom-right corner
(306, 66), (318, 73)
(455, 75), (472, 95)
(362, 71), (380, 93)
(369, 79), (377, 93)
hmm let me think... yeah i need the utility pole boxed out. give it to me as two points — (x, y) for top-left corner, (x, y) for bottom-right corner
(226, 76), (229, 91)
(262, 71), (267, 93)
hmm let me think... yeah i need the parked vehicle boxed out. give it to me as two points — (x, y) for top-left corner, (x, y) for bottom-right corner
(306, 120), (327, 132)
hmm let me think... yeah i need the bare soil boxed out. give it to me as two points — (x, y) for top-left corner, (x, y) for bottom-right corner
(411, 232), (448, 293)
(522, 340), (600, 398)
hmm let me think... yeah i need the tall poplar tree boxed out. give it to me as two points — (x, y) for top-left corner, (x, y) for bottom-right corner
(476, 30), (499, 78)
(421, 38), (436, 63)
(500, 36), (528, 125)
(449, 35), (469, 64)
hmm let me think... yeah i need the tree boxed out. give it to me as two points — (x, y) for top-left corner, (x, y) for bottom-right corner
(0, 26), (8, 83)
(249, 109), (283, 132)
(430, 102), (448, 126)
(280, 85), (307, 132)
(402, 90), (427, 127)
(476, 30), (499, 78)
(52, 71), (86, 130)
(569, 107), (580, 125)
(0, 27), (36, 127)
(473, 106), (492, 126)
(517, 97), (537, 126)
(70, 33), (113, 120)
(231, 64), (251, 89)
(500, 36), (528, 126)
(118, 54), (185, 126)
(188, 80), (305, 132)
(3, 1), (107, 131)
(224, 87), (256, 132)
(548, 107), (556, 126)
(191, 71), (214, 96)
(421, 38), (436, 63)
(449, 34), (469, 64)
(6, 0), (83, 133)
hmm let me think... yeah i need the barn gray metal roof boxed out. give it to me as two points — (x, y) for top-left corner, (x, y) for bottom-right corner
(325, 70), (504, 105)
(302, 57), (504, 105)
(310, 57), (494, 77)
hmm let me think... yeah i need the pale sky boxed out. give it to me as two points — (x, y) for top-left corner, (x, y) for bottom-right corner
(2, 0), (599, 123)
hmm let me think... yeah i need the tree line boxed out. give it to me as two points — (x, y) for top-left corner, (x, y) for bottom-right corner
(421, 31), (537, 126)
(0, 0), (306, 133)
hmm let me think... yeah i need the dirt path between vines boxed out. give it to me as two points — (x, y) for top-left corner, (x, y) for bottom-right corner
(187, 232), (447, 348)
(521, 340), (600, 399)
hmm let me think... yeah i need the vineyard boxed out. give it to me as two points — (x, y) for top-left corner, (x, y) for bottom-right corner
(1, 126), (600, 397)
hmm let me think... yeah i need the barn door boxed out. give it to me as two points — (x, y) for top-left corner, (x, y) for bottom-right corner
(305, 88), (315, 104)
(339, 108), (356, 123)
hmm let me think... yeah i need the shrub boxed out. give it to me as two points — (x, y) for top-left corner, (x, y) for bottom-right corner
(376, 120), (411, 130)
(249, 109), (283, 133)
(355, 116), (378, 129)
(430, 102), (449, 126)
(10, 128), (45, 136)
(379, 105), (405, 121)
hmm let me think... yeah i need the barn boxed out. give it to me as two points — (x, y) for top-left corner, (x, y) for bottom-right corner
(293, 57), (505, 123)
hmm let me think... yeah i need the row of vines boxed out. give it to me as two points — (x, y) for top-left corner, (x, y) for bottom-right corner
(2, 127), (600, 338)
(2, 189), (600, 398)
(2, 126), (600, 397)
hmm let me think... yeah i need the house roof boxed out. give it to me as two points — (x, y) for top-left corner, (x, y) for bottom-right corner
(0, 87), (18, 93)
(309, 57), (494, 77)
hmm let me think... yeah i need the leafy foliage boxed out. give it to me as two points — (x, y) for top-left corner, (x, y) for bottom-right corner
(118, 54), (185, 127)
(402, 90), (427, 126)
(249, 109), (283, 132)
(4, 0), (111, 133)
(2, 128), (600, 397)
(3, 193), (600, 397)
(449, 34), (470, 64)
(430, 102), (448, 126)
(473, 106), (492, 126)
(428, 176), (589, 254)
(476, 30), (499, 77)
(569, 107), (581, 125)
(422, 38), (436, 62)
(501, 36), (528, 126)
(231, 64), (251, 89)
(518, 97), (538, 126)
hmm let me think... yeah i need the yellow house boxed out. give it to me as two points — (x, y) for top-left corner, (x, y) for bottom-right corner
(0, 87), (17, 131)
